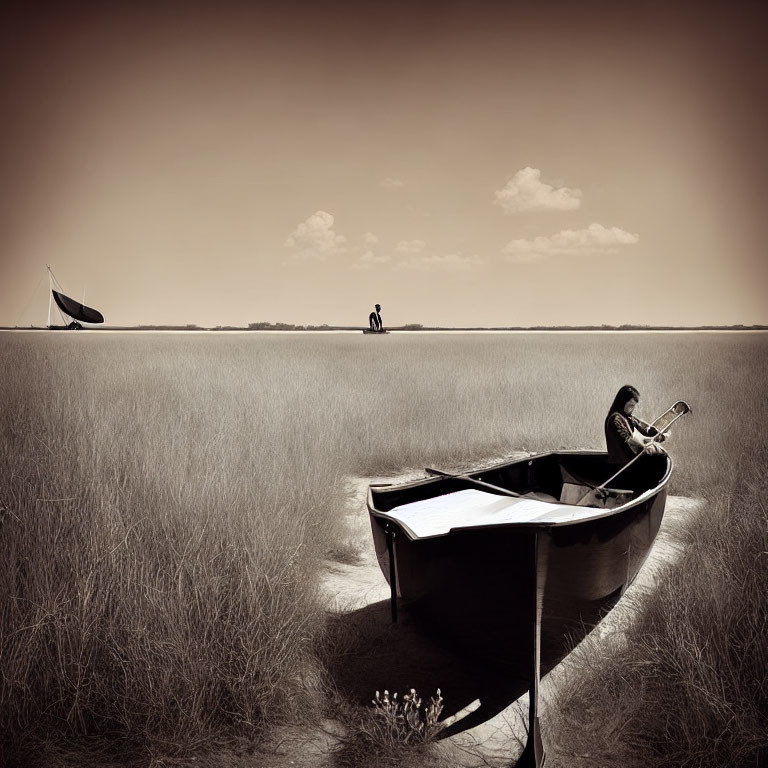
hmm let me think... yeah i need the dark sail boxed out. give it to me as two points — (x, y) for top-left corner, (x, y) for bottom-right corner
(52, 290), (104, 324)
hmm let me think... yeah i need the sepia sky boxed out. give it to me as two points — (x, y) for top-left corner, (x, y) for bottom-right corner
(2, 0), (767, 327)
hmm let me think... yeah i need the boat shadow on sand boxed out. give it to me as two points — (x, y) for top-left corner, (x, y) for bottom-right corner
(322, 596), (576, 740)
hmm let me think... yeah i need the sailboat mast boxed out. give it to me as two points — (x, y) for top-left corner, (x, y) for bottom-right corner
(47, 266), (52, 328)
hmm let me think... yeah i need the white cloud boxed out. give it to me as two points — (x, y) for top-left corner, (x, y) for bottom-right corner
(395, 253), (486, 272)
(502, 223), (639, 262)
(351, 250), (391, 270)
(495, 167), (582, 213)
(380, 177), (406, 189)
(395, 239), (426, 254)
(362, 232), (379, 245)
(284, 211), (346, 260)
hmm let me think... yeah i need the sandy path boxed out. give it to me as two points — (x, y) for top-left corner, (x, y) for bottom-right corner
(319, 468), (706, 767)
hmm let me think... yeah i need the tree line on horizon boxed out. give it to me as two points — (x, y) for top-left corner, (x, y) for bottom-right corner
(7, 322), (768, 331)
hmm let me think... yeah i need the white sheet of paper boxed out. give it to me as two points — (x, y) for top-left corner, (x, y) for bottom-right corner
(386, 489), (600, 538)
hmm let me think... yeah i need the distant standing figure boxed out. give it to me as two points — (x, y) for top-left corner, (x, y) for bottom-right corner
(368, 303), (383, 331)
(604, 385), (665, 465)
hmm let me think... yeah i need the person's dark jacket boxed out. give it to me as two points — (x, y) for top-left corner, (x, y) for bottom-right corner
(604, 412), (659, 464)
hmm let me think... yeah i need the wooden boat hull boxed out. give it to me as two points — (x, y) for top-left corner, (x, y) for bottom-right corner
(362, 329), (390, 334)
(368, 450), (670, 670)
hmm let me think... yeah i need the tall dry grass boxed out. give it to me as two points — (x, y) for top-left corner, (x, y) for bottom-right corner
(545, 478), (768, 768)
(1, 330), (766, 765)
(0, 334), (348, 763)
(541, 335), (768, 768)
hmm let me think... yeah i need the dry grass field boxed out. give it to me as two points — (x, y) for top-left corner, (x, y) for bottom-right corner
(1, 331), (766, 767)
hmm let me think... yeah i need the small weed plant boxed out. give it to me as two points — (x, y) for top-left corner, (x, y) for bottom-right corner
(372, 688), (444, 744)
(333, 687), (445, 768)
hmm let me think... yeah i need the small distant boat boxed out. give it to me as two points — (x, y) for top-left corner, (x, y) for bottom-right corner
(362, 328), (390, 334)
(52, 290), (104, 325)
(47, 267), (104, 329)
(368, 448), (673, 765)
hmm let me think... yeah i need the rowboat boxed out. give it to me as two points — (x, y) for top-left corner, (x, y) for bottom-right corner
(362, 328), (390, 334)
(367, 448), (672, 765)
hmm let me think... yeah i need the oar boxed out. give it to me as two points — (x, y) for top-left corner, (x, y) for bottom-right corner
(424, 467), (523, 498)
(579, 401), (692, 504)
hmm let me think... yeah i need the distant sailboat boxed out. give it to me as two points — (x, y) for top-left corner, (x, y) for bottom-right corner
(47, 266), (104, 329)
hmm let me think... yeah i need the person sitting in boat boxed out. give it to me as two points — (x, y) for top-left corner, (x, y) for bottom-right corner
(368, 304), (383, 331)
(605, 385), (666, 465)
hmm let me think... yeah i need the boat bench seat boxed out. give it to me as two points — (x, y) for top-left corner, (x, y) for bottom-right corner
(560, 482), (633, 509)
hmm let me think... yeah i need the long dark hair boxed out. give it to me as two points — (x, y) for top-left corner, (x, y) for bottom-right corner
(608, 385), (640, 417)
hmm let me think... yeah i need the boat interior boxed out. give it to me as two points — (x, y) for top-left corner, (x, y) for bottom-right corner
(370, 451), (670, 513)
